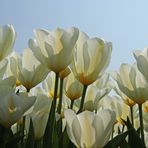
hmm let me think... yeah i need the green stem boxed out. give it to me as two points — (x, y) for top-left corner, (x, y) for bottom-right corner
(138, 104), (145, 146)
(46, 73), (59, 147)
(57, 78), (64, 114)
(130, 106), (134, 127)
(35, 139), (42, 148)
(77, 85), (88, 113)
(44, 73), (59, 147)
(51, 73), (59, 138)
(70, 100), (74, 109)
(21, 116), (26, 145)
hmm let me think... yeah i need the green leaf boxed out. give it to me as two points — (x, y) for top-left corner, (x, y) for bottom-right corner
(103, 131), (129, 148)
(61, 129), (71, 148)
(42, 100), (54, 148)
(119, 139), (130, 148)
(24, 118), (35, 148)
(123, 117), (146, 148)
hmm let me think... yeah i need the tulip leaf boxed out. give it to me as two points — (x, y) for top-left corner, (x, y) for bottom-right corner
(62, 129), (73, 148)
(43, 100), (57, 148)
(103, 130), (129, 148)
(6, 134), (21, 148)
(122, 117), (146, 148)
(0, 125), (20, 148)
(24, 118), (35, 148)
(119, 140), (130, 148)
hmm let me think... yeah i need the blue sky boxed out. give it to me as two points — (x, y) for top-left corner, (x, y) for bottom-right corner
(1, 0), (148, 71)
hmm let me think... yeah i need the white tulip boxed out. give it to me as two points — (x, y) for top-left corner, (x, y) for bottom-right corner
(64, 109), (115, 148)
(71, 32), (112, 85)
(0, 24), (16, 61)
(11, 48), (49, 91)
(29, 27), (79, 73)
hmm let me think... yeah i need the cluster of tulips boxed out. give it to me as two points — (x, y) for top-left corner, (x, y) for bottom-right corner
(0, 24), (148, 148)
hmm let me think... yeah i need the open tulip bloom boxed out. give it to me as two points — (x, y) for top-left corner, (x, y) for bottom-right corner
(0, 24), (148, 148)
(64, 109), (116, 148)
(29, 27), (79, 73)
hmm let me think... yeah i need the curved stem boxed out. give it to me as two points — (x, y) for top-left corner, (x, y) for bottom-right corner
(138, 104), (145, 146)
(57, 78), (64, 114)
(77, 85), (88, 113)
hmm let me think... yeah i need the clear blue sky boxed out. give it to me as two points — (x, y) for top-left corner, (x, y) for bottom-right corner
(1, 0), (148, 71)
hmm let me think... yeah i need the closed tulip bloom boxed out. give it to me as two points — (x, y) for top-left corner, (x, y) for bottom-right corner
(111, 73), (136, 107)
(0, 24), (16, 61)
(11, 48), (49, 92)
(114, 63), (148, 104)
(134, 48), (148, 82)
(42, 71), (60, 98)
(113, 83), (136, 107)
(64, 109), (115, 148)
(64, 73), (83, 100)
(71, 32), (112, 85)
(29, 27), (79, 73)
(0, 87), (36, 127)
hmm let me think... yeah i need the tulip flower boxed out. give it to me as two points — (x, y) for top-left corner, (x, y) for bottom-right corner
(11, 48), (49, 92)
(71, 32), (112, 113)
(99, 95), (130, 124)
(42, 71), (60, 98)
(64, 73), (83, 109)
(71, 32), (112, 86)
(0, 24), (16, 61)
(0, 87), (36, 127)
(29, 27), (79, 138)
(64, 109), (115, 148)
(64, 73), (83, 101)
(114, 63), (148, 145)
(30, 94), (51, 140)
(112, 73), (136, 126)
(29, 27), (79, 73)
(114, 63), (148, 104)
(134, 48), (148, 83)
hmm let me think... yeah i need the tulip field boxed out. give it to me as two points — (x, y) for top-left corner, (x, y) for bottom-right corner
(0, 24), (148, 148)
